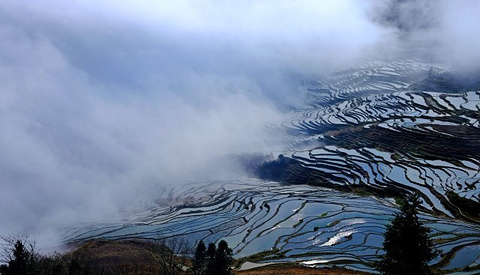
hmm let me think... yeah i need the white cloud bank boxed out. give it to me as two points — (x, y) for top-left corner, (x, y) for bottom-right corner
(0, 0), (478, 246)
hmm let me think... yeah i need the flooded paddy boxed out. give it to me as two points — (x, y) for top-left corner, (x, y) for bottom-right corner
(65, 60), (480, 274)
(63, 180), (480, 274)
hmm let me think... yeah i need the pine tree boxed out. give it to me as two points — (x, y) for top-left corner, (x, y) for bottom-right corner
(214, 240), (233, 275)
(192, 240), (206, 275)
(0, 240), (38, 275)
(205, 243), (216, 275)
(377, 193), (439, 275)
(195, 240), (233, 275)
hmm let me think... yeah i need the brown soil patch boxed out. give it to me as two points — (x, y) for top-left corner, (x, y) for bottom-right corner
(69, 239), (188, 275)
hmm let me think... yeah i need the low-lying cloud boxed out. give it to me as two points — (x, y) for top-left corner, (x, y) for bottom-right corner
(0, 0), (479, 246)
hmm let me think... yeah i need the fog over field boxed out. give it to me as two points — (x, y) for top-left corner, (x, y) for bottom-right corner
(0, 0), (479, 246)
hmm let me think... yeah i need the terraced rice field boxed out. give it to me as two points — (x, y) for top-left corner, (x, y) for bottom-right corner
(64, 181), (480, 274)
(65, 60), (480, 274)
(283, 60), (480, 222)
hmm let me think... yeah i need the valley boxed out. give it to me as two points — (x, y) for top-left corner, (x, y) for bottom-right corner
(65, 59), (480, 274)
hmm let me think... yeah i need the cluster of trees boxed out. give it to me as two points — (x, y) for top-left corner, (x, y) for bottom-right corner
(0, 236), (93, 275)
(0, 236), (233, 275)
(0, 238), (38, 275)
(192, 240), (233, 275)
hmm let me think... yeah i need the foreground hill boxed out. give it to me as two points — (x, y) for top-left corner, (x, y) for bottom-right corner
(66, 239), (370, 274)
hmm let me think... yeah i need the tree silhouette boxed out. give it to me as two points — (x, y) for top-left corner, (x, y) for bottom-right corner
(377, 193), (439, 275)
(214, 240), (233, 275)
(192, 240), (206, 275)
(195, 240), (233, 275)
(205, 242), (216, 275)
(0, 239), (38, 275)
(155, 237), (190, 275)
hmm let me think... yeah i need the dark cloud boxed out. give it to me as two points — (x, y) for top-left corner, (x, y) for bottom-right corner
(368, 0), (480, 71)
(369, 0), (439, 32)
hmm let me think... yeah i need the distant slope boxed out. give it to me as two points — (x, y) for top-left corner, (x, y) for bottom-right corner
(410, 70), (480, 93)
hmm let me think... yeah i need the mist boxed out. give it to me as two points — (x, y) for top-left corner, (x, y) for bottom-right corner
(0, 0), (479, 246)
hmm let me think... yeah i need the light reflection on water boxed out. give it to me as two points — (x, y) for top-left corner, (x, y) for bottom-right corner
(64, 180), (480, 273)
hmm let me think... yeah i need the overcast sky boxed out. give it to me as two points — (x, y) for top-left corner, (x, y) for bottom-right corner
(0, 0), (479, 247)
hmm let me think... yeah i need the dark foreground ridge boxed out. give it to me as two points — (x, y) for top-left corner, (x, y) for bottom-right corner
(0, 238), (372, 275)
